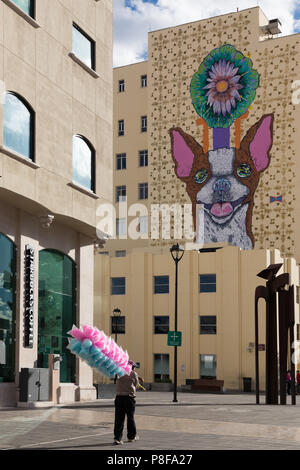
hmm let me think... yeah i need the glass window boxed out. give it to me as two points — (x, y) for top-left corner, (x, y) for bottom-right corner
(111, 316), (125, 335)
(141, 115), (147, 132)
(200, 354), (217, 379)
(111, 277), (126, 295)
(119, 80), (125, 92)
(200, 316), (217, 334)
(73, 135), (95, 192)
(4, 92), (34, 160)
(199, 274), (216, 293)
(116, 153), (126, 170)
(38, 250), (76, 383)
(115, 250), (126, 258)
(154, 276), (169, 294)
(0, 234), (16, 383)
(141, 75), (147, 88)
(118, 120), (124, 136)
(139, 183), (148, 200)
(139, 216), (148, 234)
(154, 316), (169, 334)
(11, 0), (34, 17)
(116, 218), (127, 237)
(139, 150), (148, 167)
(154, 354), (169, 382)
(116, 185), (126, 202)
(72, 23), (95, 70)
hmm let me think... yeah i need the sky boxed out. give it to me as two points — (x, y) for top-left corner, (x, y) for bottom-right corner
(113, 0), (300, 67)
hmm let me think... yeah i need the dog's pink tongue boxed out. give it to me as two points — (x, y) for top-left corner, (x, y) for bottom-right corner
(211, 202), (233, 217)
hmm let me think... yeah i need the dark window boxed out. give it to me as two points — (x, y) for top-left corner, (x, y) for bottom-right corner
(118, 120), (124, 136)
(115, 250), (126, 258)
(154, 276), (169, 294)
(116, 153), (126, 170)
(199, 274), (216, 293)
(141, 75), (147, 88)
(72, 23), (95, 70)
(73, 135), (95, 192)
(111, 277), (126, 295)
(139, 150), (148, 167)
(139, 182), (148, 200)
(119, 80), (125, 92)
(111, 316), (125, 335)
(11, 0), (35, 17)
(154, 316), (169, 334)
(4, 92), (35, 161)
(200, 316), (217, 334)
(141, 115), (147, 132)
(116, 185), (126, 202)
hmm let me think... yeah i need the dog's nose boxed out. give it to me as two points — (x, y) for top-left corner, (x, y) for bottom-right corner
(213, 178), (231, 198)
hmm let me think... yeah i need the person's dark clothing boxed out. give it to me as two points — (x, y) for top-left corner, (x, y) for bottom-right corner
(114, 395), (136, 441)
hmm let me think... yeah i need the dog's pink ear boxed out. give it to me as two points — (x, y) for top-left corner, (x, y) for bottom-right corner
(247, 114), (274, 172)
(170, 128), (200, 178)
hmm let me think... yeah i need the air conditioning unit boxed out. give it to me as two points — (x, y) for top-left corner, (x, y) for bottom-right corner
(261, 18), (282, 36)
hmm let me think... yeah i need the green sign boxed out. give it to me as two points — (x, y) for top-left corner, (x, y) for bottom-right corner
(168, 331), (182, 347)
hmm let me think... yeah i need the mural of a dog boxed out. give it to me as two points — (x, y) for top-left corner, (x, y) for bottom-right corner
(169, 114), (274, 249)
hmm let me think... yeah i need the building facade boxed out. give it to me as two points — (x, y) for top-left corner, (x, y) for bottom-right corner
(0, 0), (113, 406)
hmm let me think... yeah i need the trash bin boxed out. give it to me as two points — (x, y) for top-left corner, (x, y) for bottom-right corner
(243, 377), (252, 392)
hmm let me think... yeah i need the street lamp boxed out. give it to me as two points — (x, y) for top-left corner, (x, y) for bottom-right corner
(170, 243), (184, 403)
(113, 308), (121, 384)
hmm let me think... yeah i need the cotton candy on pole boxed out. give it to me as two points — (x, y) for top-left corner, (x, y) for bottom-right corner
(67, 325), (132, 379)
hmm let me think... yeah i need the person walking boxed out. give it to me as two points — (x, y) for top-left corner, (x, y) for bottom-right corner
(113, 360), (144, 445)
(296, 370), (300, 395)
(286, 370), (291, 395)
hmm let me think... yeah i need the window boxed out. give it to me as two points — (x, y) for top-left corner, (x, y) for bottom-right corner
(154, 354), (169, 382)
(72, 135), (95, 192)
(119, 80), (125, 92)
(116, 218), (126, 237)
(111, 316), (125, 335)
(139, 183), (148, 200)
(200, 354), (217, 379)
(3, 92), (35, 161)
(138, 216), (148, 234)
(72, 23), (95, 70)
(154, 276), (169, 294)
(200, 316), (217, 334)
(116, 185), (126, 203)
(115, 250), (126, 258)
(11, 0), (34, 17)
(141, 115), (147, 132)
(111, 277), (126, 295)
(0, 234), (16, 383)
(139, 150), (148, 167)
(154, 316), (169, 334)
(116, 153), (126, 170)
(38, 250), (76, 383)
(118, 120), (124, 136)
(141, 75), (147, 88)
(199, 274), (216, 293)
(99, 251), (109, 256)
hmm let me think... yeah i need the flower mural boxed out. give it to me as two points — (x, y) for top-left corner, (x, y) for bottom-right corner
(190, 44), (259, 128)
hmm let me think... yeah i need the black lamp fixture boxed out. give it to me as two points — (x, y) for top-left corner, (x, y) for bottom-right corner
(170, 243), (184, 403)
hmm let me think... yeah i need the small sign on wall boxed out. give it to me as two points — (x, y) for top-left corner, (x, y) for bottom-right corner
(24, 245), (35, 348)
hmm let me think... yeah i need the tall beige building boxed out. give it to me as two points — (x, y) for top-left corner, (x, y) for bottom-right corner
(0, 0), (113, 406)
(95, 6), (300, 391)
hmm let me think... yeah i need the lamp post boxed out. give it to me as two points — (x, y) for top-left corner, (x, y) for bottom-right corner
(170, 243), (184, 403)
(113, 308), (121, 384)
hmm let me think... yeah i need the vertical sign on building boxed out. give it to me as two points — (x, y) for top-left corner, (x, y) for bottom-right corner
(24, 245), (35, 348)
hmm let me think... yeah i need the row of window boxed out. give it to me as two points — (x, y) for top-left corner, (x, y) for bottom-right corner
(3, 92), (96, 192)
(112, 315), (217, 335)
(152, 354), (217, 382)
(116, 150), (148, 170)
(111, 275), (217, 295)
(116, 183), (148, 202)
(118, 116), (147, 136)
(118, 75), (147, 93)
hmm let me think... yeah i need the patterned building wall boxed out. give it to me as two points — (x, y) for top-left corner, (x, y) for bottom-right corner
(148, 7), (300, 259)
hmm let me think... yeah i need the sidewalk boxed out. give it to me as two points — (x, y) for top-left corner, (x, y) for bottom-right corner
(1, 391), (300, 450)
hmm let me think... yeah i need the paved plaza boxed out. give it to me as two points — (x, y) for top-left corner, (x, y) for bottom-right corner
(0, 391), (300, 451)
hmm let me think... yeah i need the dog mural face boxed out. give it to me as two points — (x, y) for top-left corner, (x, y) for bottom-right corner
(169, 114), (274, 249)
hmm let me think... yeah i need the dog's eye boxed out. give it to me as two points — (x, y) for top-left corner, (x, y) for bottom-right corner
(194, 169), (208, 184)
(237, 164), (251, 178)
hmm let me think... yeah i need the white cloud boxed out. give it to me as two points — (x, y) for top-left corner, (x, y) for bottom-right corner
(113, 0), (299, 67)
